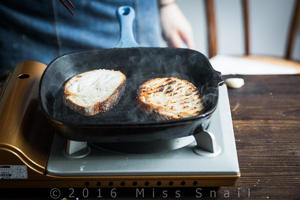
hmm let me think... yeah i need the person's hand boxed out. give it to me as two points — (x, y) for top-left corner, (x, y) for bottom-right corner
(160, 3), (195, 49)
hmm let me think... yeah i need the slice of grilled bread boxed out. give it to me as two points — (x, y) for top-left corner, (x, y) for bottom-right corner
(138, 77), (204, 120)
(64, 69), (126, 116)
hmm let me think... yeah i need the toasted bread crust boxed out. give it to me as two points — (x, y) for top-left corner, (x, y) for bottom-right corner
(63, 70), (126, 116)
(138, 77), (204, 120)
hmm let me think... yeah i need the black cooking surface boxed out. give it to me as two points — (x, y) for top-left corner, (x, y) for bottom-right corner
(40, 48), (219, 125)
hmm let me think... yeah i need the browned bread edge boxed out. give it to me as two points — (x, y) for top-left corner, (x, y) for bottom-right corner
(63, 70), (126, 116)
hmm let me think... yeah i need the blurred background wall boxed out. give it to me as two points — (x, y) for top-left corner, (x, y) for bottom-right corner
(176, 0), (300, 61)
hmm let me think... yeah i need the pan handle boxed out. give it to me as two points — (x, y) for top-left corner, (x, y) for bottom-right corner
(215, 70), (225, 86)
(116, 6), (139, 48)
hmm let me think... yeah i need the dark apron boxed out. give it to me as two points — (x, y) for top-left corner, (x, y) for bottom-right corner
(0, 0), (162, 71)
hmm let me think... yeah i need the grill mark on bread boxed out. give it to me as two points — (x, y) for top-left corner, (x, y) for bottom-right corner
(166, 80), (176, 85)
(165, 89), (173, 94)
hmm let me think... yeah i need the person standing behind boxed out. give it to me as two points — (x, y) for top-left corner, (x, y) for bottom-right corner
(0, 0), (194, 74)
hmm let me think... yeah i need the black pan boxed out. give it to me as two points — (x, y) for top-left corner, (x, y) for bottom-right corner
(39, 6), (223, 143)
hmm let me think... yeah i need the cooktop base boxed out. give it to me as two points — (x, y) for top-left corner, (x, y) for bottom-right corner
(47, 85), (240, 177)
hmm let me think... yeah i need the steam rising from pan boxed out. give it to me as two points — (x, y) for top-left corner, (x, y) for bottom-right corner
(42, 48), (220, 125)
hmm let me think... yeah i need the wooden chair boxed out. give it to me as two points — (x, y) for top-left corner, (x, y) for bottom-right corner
(205, 0), (300, 74)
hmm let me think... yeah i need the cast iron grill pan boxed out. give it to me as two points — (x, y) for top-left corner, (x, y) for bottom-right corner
(41, 47), (219, 124)
(39, 7), (223, 142)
